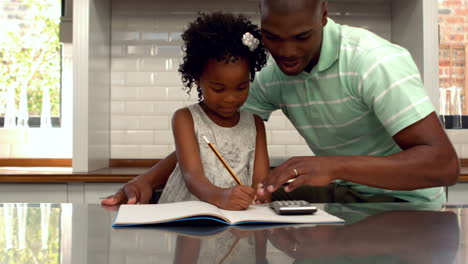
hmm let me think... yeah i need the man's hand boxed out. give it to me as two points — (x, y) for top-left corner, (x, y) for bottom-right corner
(100, 177), (154, 205)
(268, 225), (339, 258)
(215, 185), (256, 210)
(259, 156), (337, 195)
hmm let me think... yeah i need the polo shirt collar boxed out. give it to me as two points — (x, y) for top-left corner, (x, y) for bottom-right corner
(317, 18), (340, 73)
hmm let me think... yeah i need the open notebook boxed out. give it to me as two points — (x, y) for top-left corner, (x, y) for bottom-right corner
(112, 201), (344, 227)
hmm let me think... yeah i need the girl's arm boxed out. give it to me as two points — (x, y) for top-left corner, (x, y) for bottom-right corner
(251, 115), (271, 202)
(172, 108), (255, 210)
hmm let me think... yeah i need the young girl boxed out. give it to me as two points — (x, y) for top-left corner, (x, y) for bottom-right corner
(158, 12), (270, 210)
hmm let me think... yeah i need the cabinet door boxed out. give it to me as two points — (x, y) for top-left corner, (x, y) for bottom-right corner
(85, 183), (123, 204)
(0, 184), (67, 203)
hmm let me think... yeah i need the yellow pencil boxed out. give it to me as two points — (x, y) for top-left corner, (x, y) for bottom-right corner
(203, 136), (243, 185)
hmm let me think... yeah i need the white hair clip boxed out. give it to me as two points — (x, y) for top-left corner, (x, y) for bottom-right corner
(242, 32), (260, 52)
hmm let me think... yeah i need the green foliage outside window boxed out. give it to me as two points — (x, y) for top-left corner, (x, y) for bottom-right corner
(0, 0), (61, 117)
(0, 206), (61, 263)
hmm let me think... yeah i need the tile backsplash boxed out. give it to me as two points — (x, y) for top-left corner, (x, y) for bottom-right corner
(110, 0), (468, 162)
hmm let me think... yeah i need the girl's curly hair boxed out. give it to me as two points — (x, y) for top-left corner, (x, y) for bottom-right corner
(178, 12), (268, 101)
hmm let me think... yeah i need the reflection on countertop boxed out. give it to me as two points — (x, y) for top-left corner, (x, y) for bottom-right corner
(0, 202), (466, 264)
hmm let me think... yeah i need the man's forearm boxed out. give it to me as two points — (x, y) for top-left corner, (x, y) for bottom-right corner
(139, 151), (177, 190)
(335, 145), (459, 190)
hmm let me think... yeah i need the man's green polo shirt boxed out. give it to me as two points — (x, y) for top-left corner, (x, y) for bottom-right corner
(243, 18), (444, 203)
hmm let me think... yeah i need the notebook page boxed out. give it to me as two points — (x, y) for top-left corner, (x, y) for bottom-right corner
(114, 201), (226, 225)
(220, 204), (344, 225)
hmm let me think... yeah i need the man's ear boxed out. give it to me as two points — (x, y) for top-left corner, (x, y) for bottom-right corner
(321, 0), (328, 26)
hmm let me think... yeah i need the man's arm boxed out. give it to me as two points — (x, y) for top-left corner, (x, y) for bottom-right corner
(100, 151), (176, 205)
(337, 112), (459, 189)
(263, 112), (459, 192)
(267, 209), (458, 262)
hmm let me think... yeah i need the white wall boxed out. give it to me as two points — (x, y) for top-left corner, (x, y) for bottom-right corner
(110, 0), (416, 165)
(73, 0), (111, 172)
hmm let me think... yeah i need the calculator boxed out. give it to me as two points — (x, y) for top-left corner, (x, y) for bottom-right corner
(269, 200), (317, 215)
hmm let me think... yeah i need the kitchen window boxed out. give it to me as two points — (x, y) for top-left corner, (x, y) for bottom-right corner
(438, 0), (468, 129)
(0, 0), (62, 128)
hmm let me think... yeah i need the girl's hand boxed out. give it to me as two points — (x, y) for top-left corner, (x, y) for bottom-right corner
(254, 183), (272, 204)
(101, 176), (154, 205)
(217, 185), (256, 210)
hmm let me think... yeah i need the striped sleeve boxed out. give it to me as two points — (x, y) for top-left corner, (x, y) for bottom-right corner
(356, 46), (435, 136)
(242, 69), (280, 121)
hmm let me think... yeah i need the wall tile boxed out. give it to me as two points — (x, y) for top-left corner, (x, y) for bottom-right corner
(153, 130), (175, 145)
(267, 145), (286, 159)
(170, 31), (183, 42)
(112, 0), (158, 15)
(111, 72), (125, 86)
(447, 130), (468, 144)
(125, 101), (154, 114)
(141, 32), (170, 41)
(155, 15), (191, 29)
(127, 16), (156, 30)
(453, 143), (463, 157)
(111, 116), (139, 130)
(112, 31), (139, 41)
(127, 45), (154, 56)
(111, 131), (125, 144)
(154, 72), (182, 86)
(271, 110), (284, 117)
(124, 130), (154, 145)
(138, 87), (168, 100)
(124, 72), (154, 86)
(111, 44), (124, 57)
(285, 119), (296, 130)
(266, 130), (272, 145)
(167, 87), (197, 101)
(156, 45), (183, 57)
(462, 144), (468, 158)
(153, 101), (183, 115)
(140, 145), (170, 159)
(139, 58), (168, 72)
(265, 116), (287, 130)
(111, 15), (127, 30)
(112, 86), (138, 100)
(270, 131), (306, 145)
(138, 116), (170, 130)
(286, 145), (314, 157)
(111, 145), (140, 159)
(112, 58), (139, 72)
(111, 101), (125, 113)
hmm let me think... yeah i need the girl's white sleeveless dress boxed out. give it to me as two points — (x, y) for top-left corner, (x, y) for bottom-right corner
(158, 103), (257, 203)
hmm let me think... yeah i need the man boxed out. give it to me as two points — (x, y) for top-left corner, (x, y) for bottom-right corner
(102, 0), (459, 206)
